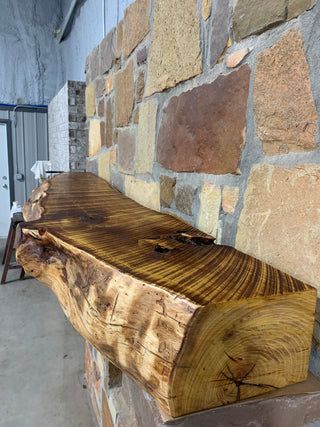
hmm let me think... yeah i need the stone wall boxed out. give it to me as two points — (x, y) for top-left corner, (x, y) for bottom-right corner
(84, 0), (320, 424)
(49, 81), (87, 171)
(60, 0), (134, 82)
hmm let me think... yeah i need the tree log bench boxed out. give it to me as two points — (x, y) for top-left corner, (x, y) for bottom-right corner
(16, 172), (317, 418)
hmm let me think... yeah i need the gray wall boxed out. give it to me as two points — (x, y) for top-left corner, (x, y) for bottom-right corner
(0, 0), (64, 105)
(0, 0), (134, 104)
(60, 0), (134, 82)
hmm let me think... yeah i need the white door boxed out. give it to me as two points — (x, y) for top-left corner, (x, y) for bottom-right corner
(0, 123), (11, 238)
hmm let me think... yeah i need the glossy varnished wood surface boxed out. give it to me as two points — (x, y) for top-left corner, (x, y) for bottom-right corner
(22, 172), (308, 306)
(17, 172), (317, 417)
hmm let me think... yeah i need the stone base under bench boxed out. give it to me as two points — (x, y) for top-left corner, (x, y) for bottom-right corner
(85, 341), (320, 427)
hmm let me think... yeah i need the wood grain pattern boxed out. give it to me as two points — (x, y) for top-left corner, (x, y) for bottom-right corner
(16, 172), (316, 417)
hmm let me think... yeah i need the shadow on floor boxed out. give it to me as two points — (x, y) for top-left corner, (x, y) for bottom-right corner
(0, 240), (95, 427)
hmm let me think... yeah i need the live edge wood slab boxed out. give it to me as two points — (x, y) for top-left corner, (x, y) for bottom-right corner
(16, 172), (316, 418)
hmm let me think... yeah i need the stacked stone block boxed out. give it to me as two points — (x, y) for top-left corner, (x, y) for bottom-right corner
(49, 80), (86, 171)
(84, 0), (320, 424)
(68, 81), (87, 170)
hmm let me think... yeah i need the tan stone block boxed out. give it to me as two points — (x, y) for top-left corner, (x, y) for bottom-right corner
(132, 106), (139, 124)
(145, 0), (202, 96)
(105, 97), (114, 147)
(115, 59), (134, 127)
(113, 128), (118, 145)
(136, 99), (157, 174)
(98, 150), (111, 182)
(86, 82), (96, 117)
(197, 183), (221, 237)
(287, 0), (316, 19)
(123, 0), (150, 58)
(136, 70), (145, 102)
(233, 0), (315, 41)
(254, 29), (317, 155)
(105, 75), (113, 94)
(233, 0), (287, 41)
(86, 157), (98, 175)
(110, 146), (117, 166)
(115, 20), (124, 59)
(89, 119), (103, 156)
(202, 0), (212, 20)
(118, 128), (136, 174)
(160, 176), (176, 208)
(226, 48), (250, 68)
(100, 121), (106, 147)
(98, 98), (105, 117)
(95, 76), (106, 98)
(222, 186), (239, 214)
(124, 176), (160, 211)
(236, 163), (320, 293)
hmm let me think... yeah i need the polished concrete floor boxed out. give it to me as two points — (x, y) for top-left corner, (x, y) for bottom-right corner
(0, 240), (95, 427)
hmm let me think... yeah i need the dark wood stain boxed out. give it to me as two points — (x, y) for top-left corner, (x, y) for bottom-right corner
(19, 172), (310, 306)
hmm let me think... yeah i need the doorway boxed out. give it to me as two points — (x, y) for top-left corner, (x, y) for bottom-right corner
(0, 121), (13, 238)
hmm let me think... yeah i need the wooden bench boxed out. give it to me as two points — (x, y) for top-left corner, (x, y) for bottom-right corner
(16, 172), (316, 418)
(1, 212), (25, 284)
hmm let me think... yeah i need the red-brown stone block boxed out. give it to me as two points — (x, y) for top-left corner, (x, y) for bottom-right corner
(98, 98), (105, 117)
(210, 0), (230, 66)
(254, 29), (317, 155)
(123, 0), (150, 58)
(157, 66), (250, 174)
(100, 29), (115, 75)
(114, 60), (134, 127)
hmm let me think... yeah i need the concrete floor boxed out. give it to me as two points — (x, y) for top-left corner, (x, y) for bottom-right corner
(0, 240), (95, 427)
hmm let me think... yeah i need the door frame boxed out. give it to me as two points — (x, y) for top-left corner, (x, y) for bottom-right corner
(0, 119), (14, 206)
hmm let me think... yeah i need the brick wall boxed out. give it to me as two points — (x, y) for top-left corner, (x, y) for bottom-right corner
(84, 0), (320, 425)
(49, 80), (87, 171)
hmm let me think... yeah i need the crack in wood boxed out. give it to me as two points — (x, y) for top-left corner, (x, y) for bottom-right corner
(222, 362), (278, 401)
